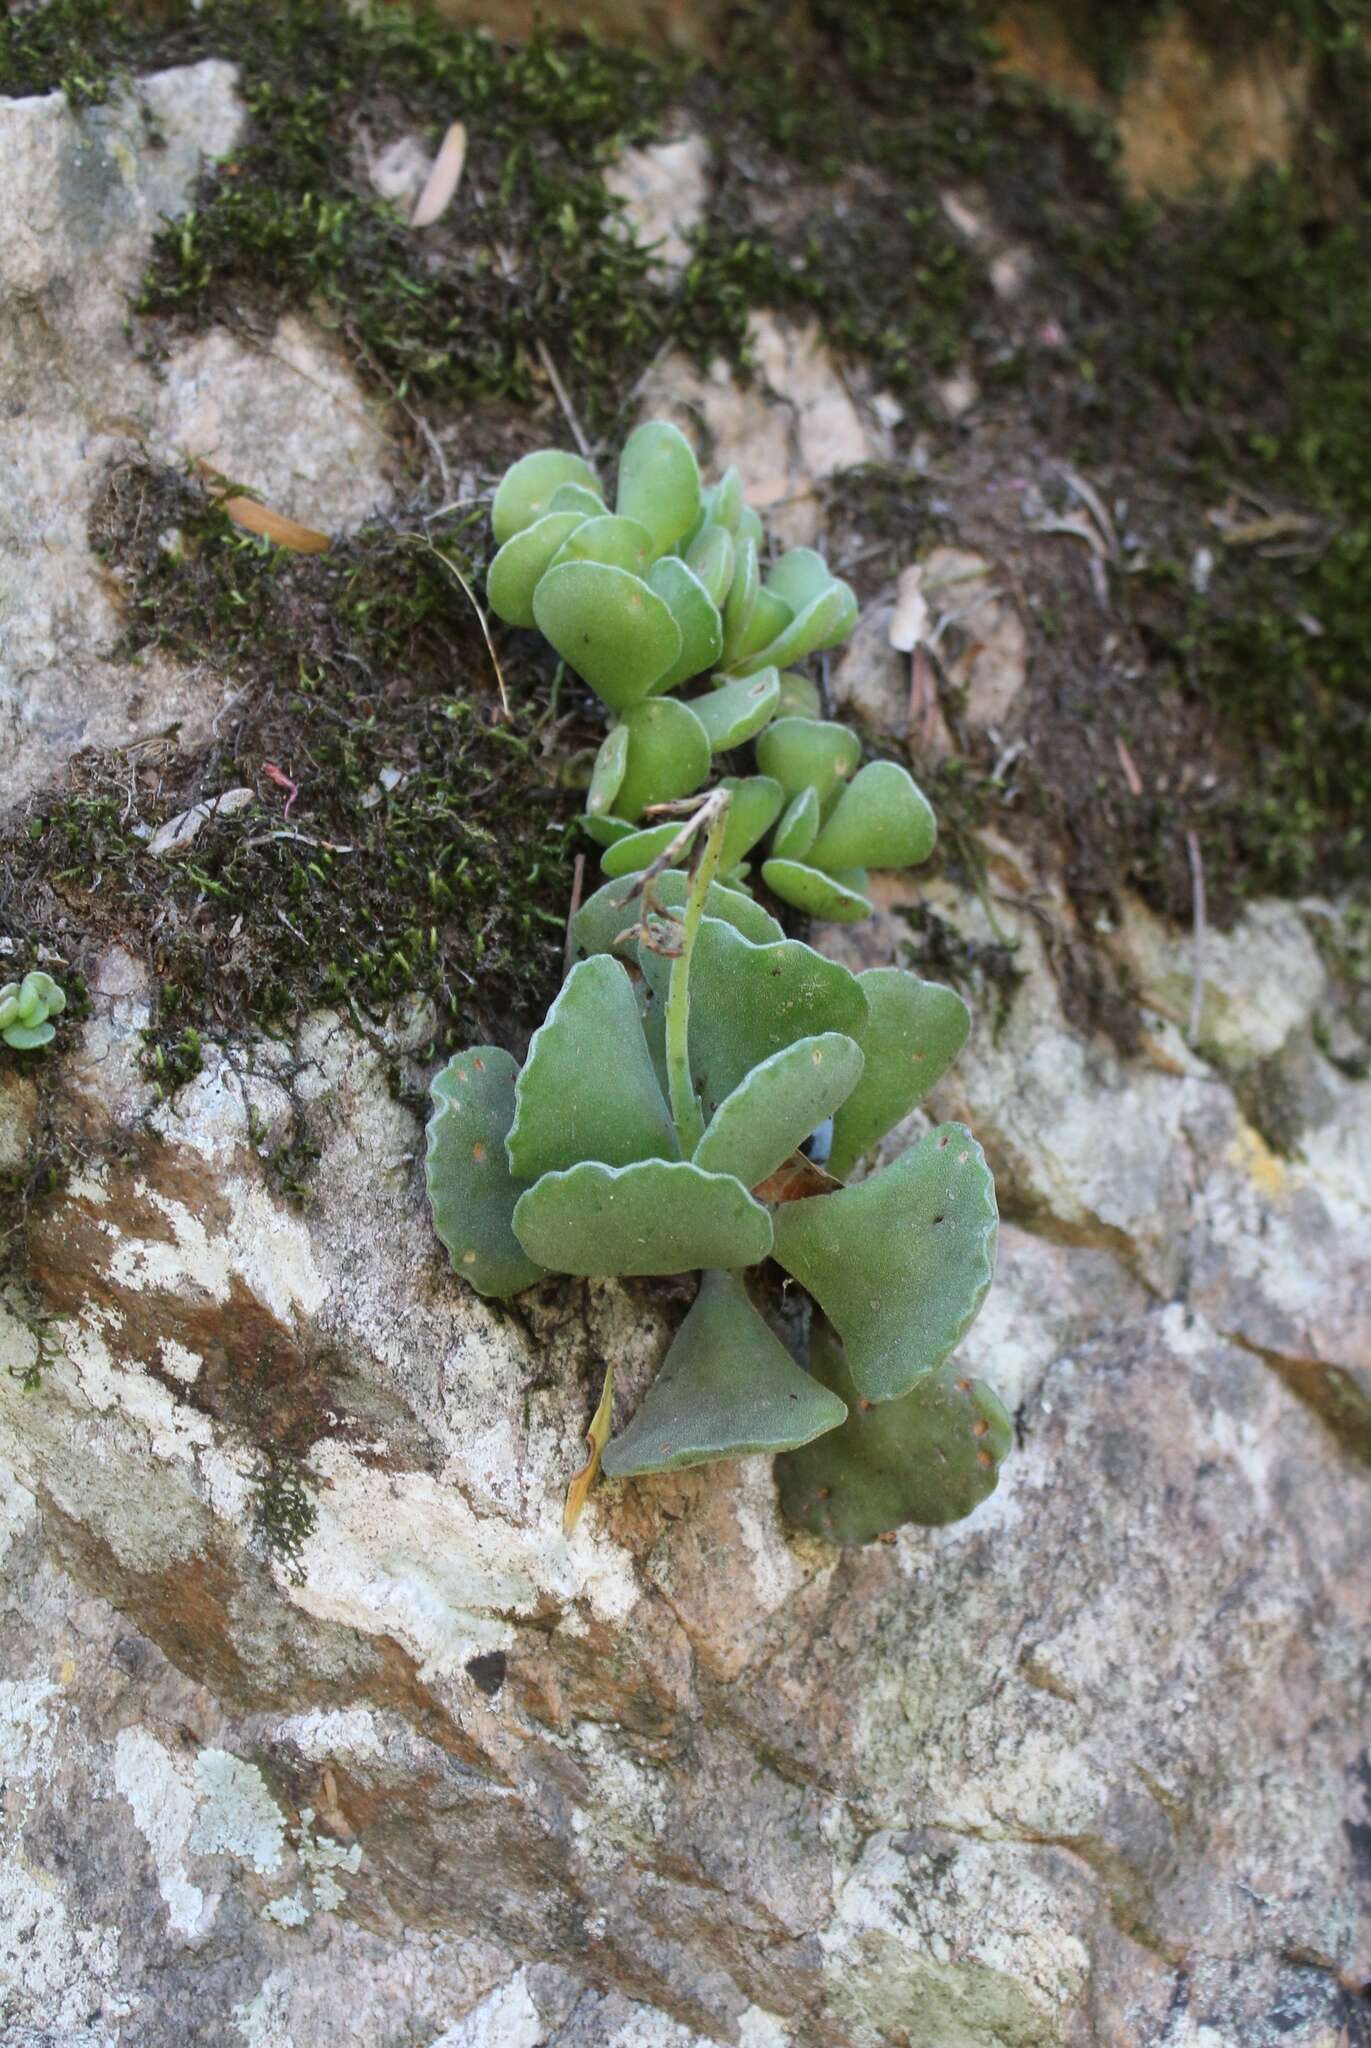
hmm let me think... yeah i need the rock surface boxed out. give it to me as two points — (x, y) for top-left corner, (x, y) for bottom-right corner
(4, 42), (1371, 2048)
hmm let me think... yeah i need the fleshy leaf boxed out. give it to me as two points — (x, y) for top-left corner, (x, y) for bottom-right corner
(492, 449), (600, 544)
(487, 512), (589, 627)
(774, 670), (823, 719)
(601, 821), (678, 878)
(717, 775), (785, 872)
(601, 1270), (846, 1477)
(570, 872), (782, 962)
(550, 512), (654, 579)
(731, 587), (793, 664)
(586, 724), (629, 817)
(771, 787), (820, 861)
(686, 522), (734, 605)
(21, 972), (65, 1014)
(829, 969), (971, 1179)
(733, 579), (858, 677)
(754, 717), (861, 812)
(4, 1022), (55, 1050)
(721, 534), (759, 665)
(646, 557), (724, 693)
(761, 859), (872, 923)
(712, 465), (744, 534)
(777, 1324), (1011, 1542)
(579, 813), (635, 849)
(637, 917), (868, 1121)
(772, 1122), (997, 1402)
(614, 696), (711, 822)
(736, 504), (764, 548)
(765, 548), (833, 612)
(691, 669), (780, 751)
(616, 421), (701, 556)
(693, 1032), (864, 1188)
(807, 760), (937, 872)
(507, 955), (677, 1179)
(533, 561), (681, 712)
(426, 1047), (547, 1297)
(549, 481), (607, 518)
(513, 1159), (773, 1275)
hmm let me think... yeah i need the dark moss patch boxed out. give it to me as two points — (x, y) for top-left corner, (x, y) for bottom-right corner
(4, 459), (575, 1070)
(251, 1449), (319, 1582)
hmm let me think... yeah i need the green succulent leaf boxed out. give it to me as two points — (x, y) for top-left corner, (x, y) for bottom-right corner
(616, 421), (701, 557)
(771, 786), (820, 861)
(600, 821), (679, 878)
(712, 465), (744, 534)
(693, 1032), (864, 1188)
(507, 955), (677, 1179)
(637, 917), (868, 1121)
(586, 724), (630, 818)
(717, 775), (785, 872)
(646, 557), (724, 693)
(829, 969), (971, 1179)
(513, 1159), (773, 1275)
(736, 504), (764, 548)
(0, 993), (19, 1031)
(601, 1269), (846, 1477)
(426, 1047), (547, 1297)
(764, 547), (833, 613)
(3, 1021), (56, 1050)
(533, 561), (681, 712)
(777, 1323), (1011, 1542)
(486, 511), (590, 628)
(761, 859), (872, 922)
(21, 972), (65, 1014)
(731, 587), (793, 664)
(772, 1123), (997, 1402)
(492, 449), (600, 544)
(571, 872), (782, 963)
(721, 534), (760, 665)
(579, 812), (635, 849)
(807, 761), (937, 872)
(691, 669), (781, 751)
(614, 696), (712, 822)
(733, 578), (858, 677)
(550, 512), (654, 579)
(549, 481), (607, 518)
(754, 717), (862, 812)
(686, 522), (735, 606)
(774, 670), (823, 719)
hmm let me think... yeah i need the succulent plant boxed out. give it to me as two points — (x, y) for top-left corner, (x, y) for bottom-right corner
(0, 971), (66, 1050)
(486, 426), (943, 923)
(426, 796), (1003, 1541)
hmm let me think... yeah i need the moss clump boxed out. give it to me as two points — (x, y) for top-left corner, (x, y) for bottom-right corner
(251, 1450), (318, 1582)
(0, 0), (131, 105)
(6, 459), (574, 1064)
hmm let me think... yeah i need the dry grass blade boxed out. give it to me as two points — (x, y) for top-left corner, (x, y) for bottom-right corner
(563, 1362), (614, 1535)
(411, 121), (468, 228)
(221, 496), (330, 553)
(403, 534), (510, 717)
(1115, 737), (1144, 797)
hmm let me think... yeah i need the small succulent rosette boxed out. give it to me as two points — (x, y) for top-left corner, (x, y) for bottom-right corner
(0, 971), (66, 1050)
(425, 881), (1007, 1540)
(486, 426), (940, 922)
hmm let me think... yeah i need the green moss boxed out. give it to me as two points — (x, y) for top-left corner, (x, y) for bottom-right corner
(0, 0), (130, 105)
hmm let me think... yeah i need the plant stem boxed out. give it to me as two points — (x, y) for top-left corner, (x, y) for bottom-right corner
(665, 791), (730, 1156)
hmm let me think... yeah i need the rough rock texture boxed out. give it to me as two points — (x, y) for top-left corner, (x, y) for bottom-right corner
(5, 39), (1371, 2048)
(0, 64), (391, 808)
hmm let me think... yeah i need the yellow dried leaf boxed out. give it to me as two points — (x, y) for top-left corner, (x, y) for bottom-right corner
(411, 121), (468, 228)
(221, 496), (330, 553)
(563, 1362), (614, 1536)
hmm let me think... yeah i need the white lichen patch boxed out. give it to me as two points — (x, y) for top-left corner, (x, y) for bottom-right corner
(113, 1727), (210, 1938)
(285, 1441), (639, 1679)
(190, 1749), (287, 1873)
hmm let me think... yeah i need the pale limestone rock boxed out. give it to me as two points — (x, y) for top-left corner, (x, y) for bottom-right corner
(603, 130), (711, 276)
(636, 312), (889, 545)
(908, 546), (1028, 729)
(0, 64), (391, 814)
(368, 132), (432, 207)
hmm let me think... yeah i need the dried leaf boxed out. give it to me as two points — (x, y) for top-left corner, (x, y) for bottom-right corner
(888, 564), (930, 652)
(221, 496), (330, 553)
(563, 1362), (614, 1535)
(752, 1149), (844, 1205)
(411, 121), (468, 228)
(148, 787), (255, 856)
